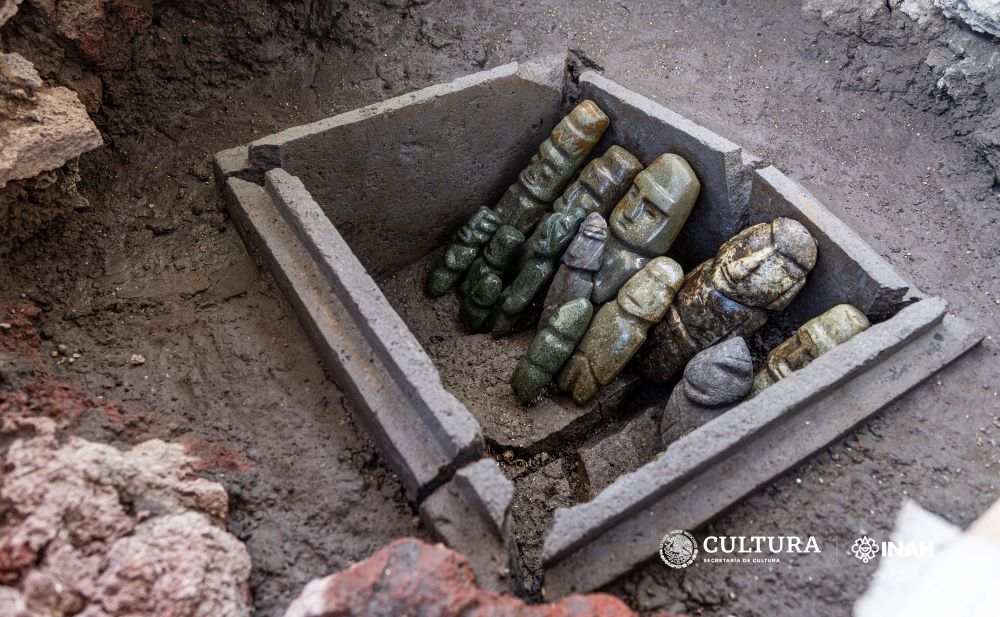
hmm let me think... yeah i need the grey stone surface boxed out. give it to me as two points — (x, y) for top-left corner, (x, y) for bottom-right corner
(575, 407), (661, 498)
(749, 165), (921, 319)
(212, 144), (252, 189)
(225, 173), (482, 498)
(420, 458), (515, 593)
(660, 337), (753, 448)
(936, 0), (1000, 36)
(577, 71), (755, 266)
(249, 56), (568, 279)
(542, 297), (981, 598)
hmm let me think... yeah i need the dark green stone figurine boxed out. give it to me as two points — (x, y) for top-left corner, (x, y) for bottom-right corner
(511, 297), (594, 404)
(458, 225), (524, 332)
(426, 207), (502, 298)
(491, 207), (587, 337)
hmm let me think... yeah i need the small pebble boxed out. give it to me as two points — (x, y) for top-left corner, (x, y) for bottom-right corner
(0, 322), (11, 331)
(130, 354), (146, 366)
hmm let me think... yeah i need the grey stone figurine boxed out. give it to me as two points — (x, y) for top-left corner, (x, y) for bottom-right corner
(639, 218), (818, 383)
(425, 207), (501, 297)
(511, 298), (594, 404)
(591, 153), (701, 304)
(493, 100), (609, 233)
(660, 337), (753, 449)
(458, 225), (524, 332)
(538, 212), (607, 329)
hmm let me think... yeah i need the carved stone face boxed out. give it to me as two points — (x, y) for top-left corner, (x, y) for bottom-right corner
(711, 218), (817, 308)
(616, 256), (683, 323)
(564, 213), (607, 270)
(469, 274), (502, 307)
(483, 226), (524, 268)
(773, 304), (870, 374)
(531, 208), (579, 257)
(457, 207), (500, 246)
(608, 154), (699, 255)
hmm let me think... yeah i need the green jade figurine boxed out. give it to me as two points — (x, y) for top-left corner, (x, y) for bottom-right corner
(558, 256), (684, 404)
(492, 100), (609, 234)
(458, 225), (524, 332)
(425, 207), (501, 297)
(491, 207), (586, 337)
(510, 297), (594, 404)
(750, 303), (870, 396)
(591, 153), (700, 305)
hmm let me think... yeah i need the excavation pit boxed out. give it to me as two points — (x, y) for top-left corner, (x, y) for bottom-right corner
(215, 53), (981, 598)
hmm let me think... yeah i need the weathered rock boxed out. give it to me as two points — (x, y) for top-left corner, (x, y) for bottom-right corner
(0, 0), (22, 26)
(0, 56), (102, 188)
(459, 225), (524, 331)
(282, 537), (638, 617)
(576, 407), (661, 498)
(493, 100), (609, 233)
(660, 337), (753, 448)
(511, 297), (593, 404)
(492, 207), (585, 337)
(591, 153), (700, 304)
(426, 207), (502, 297)
(0, 434), (251, 617)
(27, 0), (153, 71)
(559, 257), (683, 404)
(936, 0), (1000, 37)
(640, 218), (817, 383)
(539, 212), (607, 328)
(751, 303), (871, 395)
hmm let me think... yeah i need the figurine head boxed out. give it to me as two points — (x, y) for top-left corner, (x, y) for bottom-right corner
(547, 297), (594, 343)
(483, 225), (525, 269)
(533, 208), (585, 257)
(682, 337), (753, 408)
(784, 304), (870, 368)
(557, 145), (643, 217)
(616, 256), (684, 323)
(521, 101), (609, 201)
(563, 212), (607, 270)
(457, 207), (501, 246)
(609, 154), (700, 256)
(469, 273), (503, 308)
(711, 218), (817, 309)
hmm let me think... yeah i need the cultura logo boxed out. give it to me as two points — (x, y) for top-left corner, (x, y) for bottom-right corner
(851, 536), (880, 563)
(659, 530), (698, 569)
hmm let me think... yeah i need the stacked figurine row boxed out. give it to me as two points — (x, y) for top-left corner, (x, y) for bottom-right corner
(423, 100), (871, 413)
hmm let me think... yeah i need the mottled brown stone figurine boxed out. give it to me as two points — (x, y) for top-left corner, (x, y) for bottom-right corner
(558, 257), (683, 405)
(639, 218), (818, 383)
(521, 145), (642, 259)
(458, 225), (524, 332)
(511, 298), (594, 404)
(660, 337), (753, 449)
(750, 304), (870, 396)
(425, 207), (502, 298)
(591, 153), (700, 304)
(538, 212), (607, 329)
(493, 100), (609, 234)
(491, 207), (586, 337)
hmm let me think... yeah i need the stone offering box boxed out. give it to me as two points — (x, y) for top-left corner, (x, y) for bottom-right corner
(215, 54), (980, 598)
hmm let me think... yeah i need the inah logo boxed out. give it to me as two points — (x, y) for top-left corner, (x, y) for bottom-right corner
(660, 530), (698, 569)
(851, 536), (880, 563)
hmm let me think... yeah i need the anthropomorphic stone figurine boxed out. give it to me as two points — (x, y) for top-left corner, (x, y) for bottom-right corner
(511, 298), (594, 404)
(521, 145), (641, 263)
(660, 337), (753, 449)
(558, 257), (684, 404)
(458, 225), (524, 332)
(639, 218), (818, 383)
(425, 207), (502, 297)
(591, 153), (700, 304)
(750, 303), (870, 396)
(491, 207), (586, 337)
(492, 100), (609, 234)
(538, 212), (607, 329)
